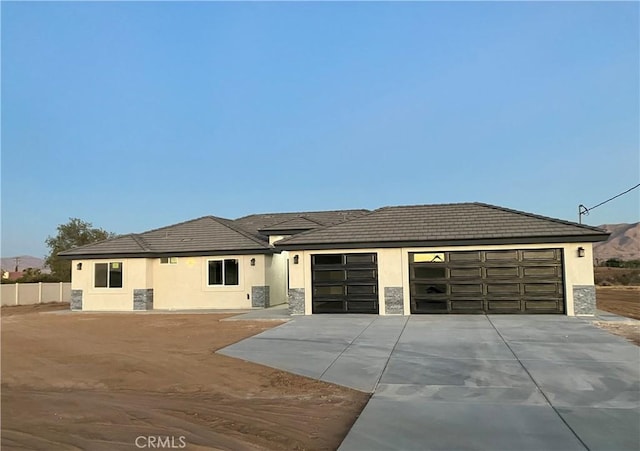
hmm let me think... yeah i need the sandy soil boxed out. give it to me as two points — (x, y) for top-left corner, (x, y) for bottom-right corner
(595, 286), (640, 346)
(596, 286), (640, 320)
(1, 305), (369, 450)
(594, 322), (640, 346)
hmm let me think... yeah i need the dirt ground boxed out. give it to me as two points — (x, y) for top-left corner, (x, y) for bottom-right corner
(594, 322), (640, 346)
(1, 304), (369, 450)
(595, 286), (640, 346)
(3, 289), (638, 449)
(596, 286), (640, 320)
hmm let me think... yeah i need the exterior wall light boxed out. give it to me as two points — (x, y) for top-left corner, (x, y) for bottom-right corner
(293, 255), (299, 264)
(250, 258), (256, 266)
(577, 247), (585, 258)
(76, 263), (83, 270)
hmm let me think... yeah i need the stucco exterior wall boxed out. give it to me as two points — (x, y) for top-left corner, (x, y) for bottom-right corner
(152, 255), (266, 310)
(71, 258), (152, 311)
(265, 252), (288, 306)
(288, 242), (596, 316)
(72, 255), (268, 311)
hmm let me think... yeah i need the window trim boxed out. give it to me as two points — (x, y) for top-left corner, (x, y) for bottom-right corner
(207, 258), (239, 286)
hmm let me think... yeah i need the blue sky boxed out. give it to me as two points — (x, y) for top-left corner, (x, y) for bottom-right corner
(2, 1), (639, 259)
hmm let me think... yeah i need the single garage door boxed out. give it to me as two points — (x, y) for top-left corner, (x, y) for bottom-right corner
(410, 249), (564, 314)
(312, 253), (378, 313)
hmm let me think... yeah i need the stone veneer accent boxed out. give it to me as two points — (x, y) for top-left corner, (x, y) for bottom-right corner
(251, 286), (271, 308)
(573, 285), (596, 315)
(133, 289), (154, 311)
(71, 289), (83, 311)
(288, 288), (305, 315)
(384, 287), (404, 315)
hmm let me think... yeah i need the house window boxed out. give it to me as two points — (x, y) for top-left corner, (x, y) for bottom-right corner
(95, 262), (123, 288)
(160, 257), (178, 264)
(208, 259), (239, 286)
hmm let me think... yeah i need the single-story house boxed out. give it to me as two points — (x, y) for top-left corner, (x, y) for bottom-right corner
(59, 203), (609, 316)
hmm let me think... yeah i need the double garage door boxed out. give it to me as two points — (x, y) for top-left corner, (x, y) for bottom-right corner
(409, 249), (565, 314)
(312, 249), (565, 314)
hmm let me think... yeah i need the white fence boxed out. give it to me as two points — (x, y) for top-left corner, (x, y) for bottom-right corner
(1, 282), (71, 306)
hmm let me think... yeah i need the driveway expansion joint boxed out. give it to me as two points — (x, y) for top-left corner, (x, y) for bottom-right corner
(486, 315), (591, 451)
(319, 318), (377, 381)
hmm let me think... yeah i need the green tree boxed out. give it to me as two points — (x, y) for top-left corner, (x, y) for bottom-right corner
(604, 258), (623, 268)
(45, 218), (116, 281)
(15, 268), (61, 283)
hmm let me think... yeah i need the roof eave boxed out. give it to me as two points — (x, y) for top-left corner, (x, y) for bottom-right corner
(274, 234), (611, 251)
(258, 228), (314, 236)
(58, 248), (279, 260)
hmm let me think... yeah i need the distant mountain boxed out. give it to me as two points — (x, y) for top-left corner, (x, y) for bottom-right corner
(593, 223), (640, 262)
(0, 255), (48, 272)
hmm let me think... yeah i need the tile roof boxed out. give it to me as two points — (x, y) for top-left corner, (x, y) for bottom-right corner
(232, 209), (370, 238)
(59, 216), (272, 258)
(259, 216), (324, 232)
(275, 203), (609, 248)
(58, 203), (609, 258)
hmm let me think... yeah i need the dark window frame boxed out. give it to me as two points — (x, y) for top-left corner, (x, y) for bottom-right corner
(207, 259), (239, 286)
(94, 262), (123, 288)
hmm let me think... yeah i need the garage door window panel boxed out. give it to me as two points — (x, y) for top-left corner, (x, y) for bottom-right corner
(487, 283), (521, 295)
(524, 266), (558, 277)
(489, 300), (522, 310)
(413, 283), (447, 295)
(347, 301), (377, 311)
(485, 267), (519, 278)
(415, 300), (448, 311)
(451, 300), (484, 310)
(313, 300), (344, 313)
(449, 267), (481, 278)
(485, 250), (519, 261)
(448, 252), (480, 263)
(450, 284), (483, 295)
(413, 267), (447, 279)
(314, 286), (344, 296)
(522, 249), (558, 260)
(314, 270), (345, 282)
(346, 285), (376, 295)
(346, 254), (376, 264)
(347, 270), (376, 280)
(523, 283), (559, 294)
(525, 301), (558, 310)
(313, 255), (343, 265)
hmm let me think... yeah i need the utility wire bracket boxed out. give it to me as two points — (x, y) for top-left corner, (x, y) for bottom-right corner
(578, 204), (589, 224)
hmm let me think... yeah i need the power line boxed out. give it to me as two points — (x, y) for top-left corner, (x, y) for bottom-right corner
(578, 182), (640, 223)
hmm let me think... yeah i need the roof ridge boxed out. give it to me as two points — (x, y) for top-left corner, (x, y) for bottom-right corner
(141, 215), (232, 235)
(376, 202), (475, 210)
(130, 234), (152, 252)
(57, 233), (129, 255)
(275, 208), (384, 246)
(212, 217), (271, 248)
(260, 215), (326, 230)
(299, 216), (325, 226)
(235, 208), (369, 220)
(474, 202), (607, 233)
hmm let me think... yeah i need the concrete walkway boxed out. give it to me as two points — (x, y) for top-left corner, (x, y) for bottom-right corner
(219, 315), (640, 450)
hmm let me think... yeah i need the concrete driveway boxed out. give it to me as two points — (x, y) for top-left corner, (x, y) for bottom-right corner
(219, 315), (640, 450)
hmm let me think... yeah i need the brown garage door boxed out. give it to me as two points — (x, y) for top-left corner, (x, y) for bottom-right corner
(312, 253), (378, 313)
(409, 249), (564, 314)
